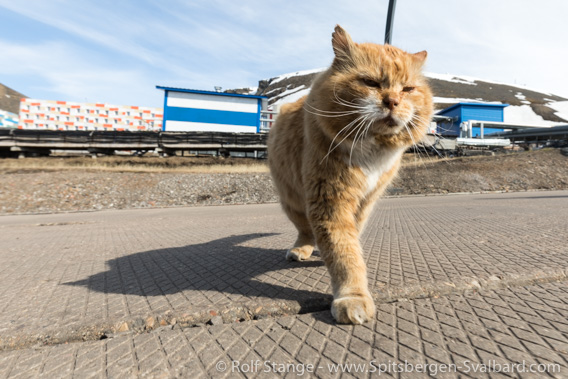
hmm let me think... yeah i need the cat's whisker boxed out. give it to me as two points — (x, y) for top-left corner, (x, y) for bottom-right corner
(349, 115), (370, 165)
(361, 117), (374, 149)
(332, 87), (368, 110)
(304, 102), (360, 115)
(403, 123), (428, 166)
(303, 103), (360, 118)
(332, 84), (361, 106)
(332, 96), (366, 110)
(405, 117), (436, 167)
(410, 119), (445, 160)
(356, 115), (374, 152)
(425, 129), (455, 162)
(321, 114), (368, 164)
(403, 119), (423, 154)
(303, 108), (359, 118)
(332, 94), (362, 107)
(331, 115), (367, 151)
(332, 101), (367, 111)
(331, 97), (366, 110)
(350, 113), (376, 165)
(409, 115), (431, 127)
(429, 133), (454, 160)
(326, 115), (365, 149)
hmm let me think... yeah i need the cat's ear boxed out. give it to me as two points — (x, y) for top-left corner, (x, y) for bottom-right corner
(332, 25), (355, 61)
(412, 51), (428, 67)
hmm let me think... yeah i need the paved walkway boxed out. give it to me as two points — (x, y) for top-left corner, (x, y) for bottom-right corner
(0, 191), (567, 378)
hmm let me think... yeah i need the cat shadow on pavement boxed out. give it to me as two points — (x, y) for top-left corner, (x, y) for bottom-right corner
(66, 233), (332, 312)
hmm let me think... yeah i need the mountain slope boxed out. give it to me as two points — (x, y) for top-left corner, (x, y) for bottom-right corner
(255, 70), (568, 125)
(0, 83), (27, 114)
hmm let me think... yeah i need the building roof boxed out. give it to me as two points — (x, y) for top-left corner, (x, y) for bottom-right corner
(156, 86), (267, 100)
(438, 102), (509, 115)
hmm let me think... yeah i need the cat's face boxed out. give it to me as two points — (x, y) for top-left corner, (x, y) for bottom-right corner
(309, 26), (433, 148)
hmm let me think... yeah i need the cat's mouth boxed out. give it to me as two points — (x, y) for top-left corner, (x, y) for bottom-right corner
(382, 115), (398, 127)
(372, 113), (409, 137)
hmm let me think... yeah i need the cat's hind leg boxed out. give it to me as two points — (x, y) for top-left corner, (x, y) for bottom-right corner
(282, 204), (315, 261)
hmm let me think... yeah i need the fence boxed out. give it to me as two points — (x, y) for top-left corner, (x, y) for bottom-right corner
(260, 110), (278, 132)
(0, 129), (268, 157)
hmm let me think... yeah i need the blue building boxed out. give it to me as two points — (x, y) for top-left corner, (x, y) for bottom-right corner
(156, 86), (267, 133)
(436, 103), (509, 137)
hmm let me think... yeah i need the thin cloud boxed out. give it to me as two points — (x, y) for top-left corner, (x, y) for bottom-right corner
(1, 0), (567, 106)
(0, 39), (161, 106)
(0, 1), (196, 79)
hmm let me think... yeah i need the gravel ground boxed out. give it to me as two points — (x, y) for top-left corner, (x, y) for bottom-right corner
(1, 148), (567, 215)
(0, 171), (277, 214)
(393, 148), (568, 194)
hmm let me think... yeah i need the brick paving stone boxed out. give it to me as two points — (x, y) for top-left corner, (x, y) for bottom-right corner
(3, 191), (567, 347)
(1, 282), (567, 378)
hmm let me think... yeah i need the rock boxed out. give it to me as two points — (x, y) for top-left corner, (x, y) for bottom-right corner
(145, 316), (156, 330)
(209, 316), (223, 326)
(132, 318), (145, 331)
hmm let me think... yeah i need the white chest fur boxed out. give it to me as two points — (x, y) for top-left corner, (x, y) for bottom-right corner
(349, 145), (404, 196)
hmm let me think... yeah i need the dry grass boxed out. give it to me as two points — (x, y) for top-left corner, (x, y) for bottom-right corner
(0, 151), (499, 174)
(400, 153), (454, 167)
(0, 156), (270, 174)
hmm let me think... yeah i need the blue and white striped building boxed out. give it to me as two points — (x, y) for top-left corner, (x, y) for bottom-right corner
(436, 103), (509, 137)
(156, 86), (267, 133)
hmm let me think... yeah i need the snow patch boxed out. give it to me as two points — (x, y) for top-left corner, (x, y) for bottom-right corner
(427, 72), (556, 96)
(272, 86), (310, 106)
(504, 105), (561, 126)
(269, 68), (325, 85)
(426, 72), (477, 85)
(547, 101), (568, 122)
(433, 97), (502, 104)
(514, 92), (531, 105)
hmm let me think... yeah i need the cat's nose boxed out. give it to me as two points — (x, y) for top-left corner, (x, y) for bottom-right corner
(383, 96), (400, 111)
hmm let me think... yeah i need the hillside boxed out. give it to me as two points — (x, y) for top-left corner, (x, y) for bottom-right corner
(0, 83), (27, 114)
(255, 70), (568, 126)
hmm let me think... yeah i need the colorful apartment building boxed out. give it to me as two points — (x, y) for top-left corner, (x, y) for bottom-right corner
(18, 98), (163, 132)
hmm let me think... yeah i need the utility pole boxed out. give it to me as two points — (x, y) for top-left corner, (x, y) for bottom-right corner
(384, 0), (397, 44)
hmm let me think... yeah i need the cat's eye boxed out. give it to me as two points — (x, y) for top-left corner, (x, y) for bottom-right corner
(402, 86), (416, 92)
(361, 78), (381, 88)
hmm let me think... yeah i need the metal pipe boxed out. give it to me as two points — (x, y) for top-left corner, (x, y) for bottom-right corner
(384, 0), (397, 44)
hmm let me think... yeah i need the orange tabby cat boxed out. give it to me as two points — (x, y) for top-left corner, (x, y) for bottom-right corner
(268, 25), (433, 324)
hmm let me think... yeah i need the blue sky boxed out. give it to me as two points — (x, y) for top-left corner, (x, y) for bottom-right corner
(1, 0), (567, 108)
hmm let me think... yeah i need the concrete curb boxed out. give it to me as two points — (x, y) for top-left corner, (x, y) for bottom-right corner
(2, 268), (566, 352)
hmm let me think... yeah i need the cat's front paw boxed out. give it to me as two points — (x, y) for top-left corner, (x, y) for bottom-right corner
(331, 294), (375, 324)
(286, 247), (313, 261)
